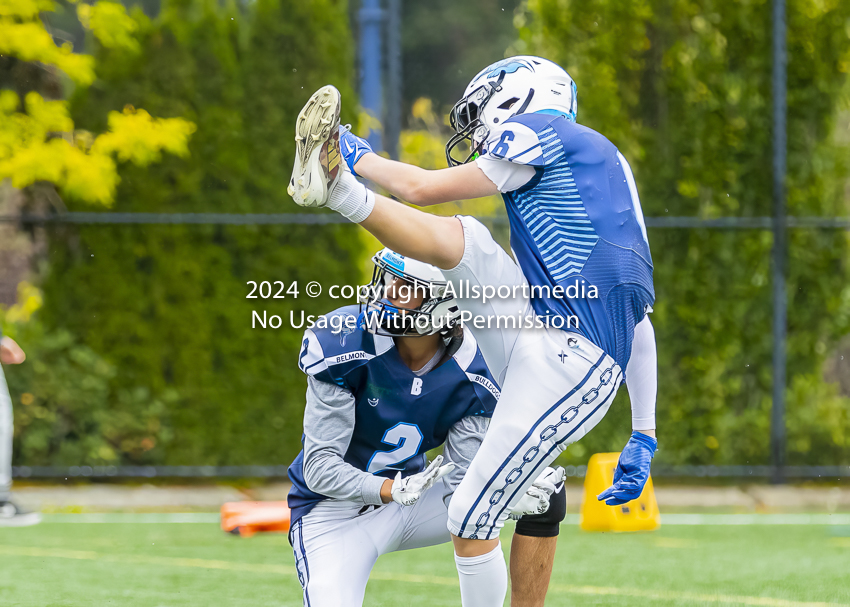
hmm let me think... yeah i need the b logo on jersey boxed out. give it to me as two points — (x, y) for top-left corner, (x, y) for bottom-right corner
(411, 377), (423, 396)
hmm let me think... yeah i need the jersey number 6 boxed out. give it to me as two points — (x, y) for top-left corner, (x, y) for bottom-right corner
(366, 423), (424, 474)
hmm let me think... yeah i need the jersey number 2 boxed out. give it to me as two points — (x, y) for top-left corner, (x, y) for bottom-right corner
(366, 423), (423, 474)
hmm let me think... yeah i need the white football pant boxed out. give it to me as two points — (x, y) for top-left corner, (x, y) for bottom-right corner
(443, 216), (622, 539)
(290, 478), (452, 607)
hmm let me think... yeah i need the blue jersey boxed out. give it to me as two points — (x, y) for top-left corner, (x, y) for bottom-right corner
(287, 305), (499, 525)
(479, 113), (655, 369)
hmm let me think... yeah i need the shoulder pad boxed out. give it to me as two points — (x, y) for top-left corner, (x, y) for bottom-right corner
(297, 305), (393, 385)
(481, 113), (564, 167)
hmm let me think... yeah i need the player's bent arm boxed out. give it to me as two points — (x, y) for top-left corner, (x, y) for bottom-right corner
(360, 191), (466, 271)
(625, 316), (657, 437)
(302, 376), (387, 506)
(355, 154), (499, 207)
(440, 416), (490, 504)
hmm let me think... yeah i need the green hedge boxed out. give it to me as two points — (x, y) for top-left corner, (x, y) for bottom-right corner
(23, 0), (364, 466)
(521, 0), (850, 466)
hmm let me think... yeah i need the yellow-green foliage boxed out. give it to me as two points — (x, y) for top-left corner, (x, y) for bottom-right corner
(0, 0), (194, 205)
(77, 1), (140, 53)
(0, 0), (94, 85)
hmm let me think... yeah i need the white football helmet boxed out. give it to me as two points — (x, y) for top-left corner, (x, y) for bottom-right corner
(359, 249), (461, 337)
(446, 56), (578, 166)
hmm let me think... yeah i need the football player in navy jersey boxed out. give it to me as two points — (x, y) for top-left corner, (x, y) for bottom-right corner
(287, 248), (565, 607)
(287, 56), (658, 607)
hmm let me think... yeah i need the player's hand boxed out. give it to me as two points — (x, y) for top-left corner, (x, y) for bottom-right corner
(0, 337), (26, 365)
(339, 125), (374, 177)
(597, 432), (657, 506)
(391, 455), (455, 507)
(508, 466), (565, 519)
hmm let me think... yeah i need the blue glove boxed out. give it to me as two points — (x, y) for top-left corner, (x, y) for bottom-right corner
(339, 125), (374, 177)
(597, 431), (657, 506)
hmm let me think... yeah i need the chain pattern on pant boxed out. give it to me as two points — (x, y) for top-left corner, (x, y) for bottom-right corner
(468, 364), (617, 539)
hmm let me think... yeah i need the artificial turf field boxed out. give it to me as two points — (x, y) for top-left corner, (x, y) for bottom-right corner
(0, 517), (849, 606)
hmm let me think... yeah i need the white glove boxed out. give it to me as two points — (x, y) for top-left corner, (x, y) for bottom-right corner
(391, 455), (455, 507)
(508, 466), (566, 519)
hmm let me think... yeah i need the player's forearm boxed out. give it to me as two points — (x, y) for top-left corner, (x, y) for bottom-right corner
(354, 154), (500, 207)
(625, 316), (657, 432)
(355, 154), (442, 206)
(303, 450), (386, 505)
(379, 479), (392, 503)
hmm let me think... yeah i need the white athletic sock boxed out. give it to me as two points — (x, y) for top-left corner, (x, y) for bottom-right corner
(327, 170), (375, 223)
(454, 543), (508, 607)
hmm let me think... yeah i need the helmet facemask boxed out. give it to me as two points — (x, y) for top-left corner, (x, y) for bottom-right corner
(445, 71), (506, 167)
(359, 261), (457, 337)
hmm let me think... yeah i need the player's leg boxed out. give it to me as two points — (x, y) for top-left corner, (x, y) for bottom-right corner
(393, 477), (510, 607)
(438, 215), (532, 384)
(358, 186), (465, 272)
(0, 365), (12, 504)
(287, 85), (466, 271)
(447, 328), (621, 605)
(509, 482), (567, 607)
(329, 178), (527, 385)
(510, 535), (556, 607)
(290, 504), (402, 607)
(0, 364), (40, 526)
(393, 477), (453, 550)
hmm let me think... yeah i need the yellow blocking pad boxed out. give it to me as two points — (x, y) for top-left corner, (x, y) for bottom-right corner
(579, 452), (661, 532)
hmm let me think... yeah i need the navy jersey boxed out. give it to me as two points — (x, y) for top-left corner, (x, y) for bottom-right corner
(287, 305), (499, 524)
(479, 113), (655, 369)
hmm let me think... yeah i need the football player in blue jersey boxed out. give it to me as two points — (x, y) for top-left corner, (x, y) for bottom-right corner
(287, 247), (565, 607)
(287, 56), (658, 607)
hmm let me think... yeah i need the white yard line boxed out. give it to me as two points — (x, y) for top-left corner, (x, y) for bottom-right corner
(562, 514), (850, 525)
(37, 512), (850, 525)
(42, 513), (220, 523)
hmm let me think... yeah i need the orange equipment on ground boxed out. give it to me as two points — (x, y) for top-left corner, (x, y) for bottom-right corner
(220, 501), (291, 537)
(579, 452), (661, 532)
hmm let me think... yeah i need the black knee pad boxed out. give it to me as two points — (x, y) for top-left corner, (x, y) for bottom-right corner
(514, 483), (567, 538)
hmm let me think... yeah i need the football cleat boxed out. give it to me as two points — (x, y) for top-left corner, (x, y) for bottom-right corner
(288, 85), (343, 208)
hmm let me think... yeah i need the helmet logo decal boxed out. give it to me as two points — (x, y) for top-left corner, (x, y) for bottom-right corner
(474, 58), (534, 84)
(383, 251), (405, 272)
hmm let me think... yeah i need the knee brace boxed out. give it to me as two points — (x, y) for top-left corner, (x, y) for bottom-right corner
(514, 482), (566, 538)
